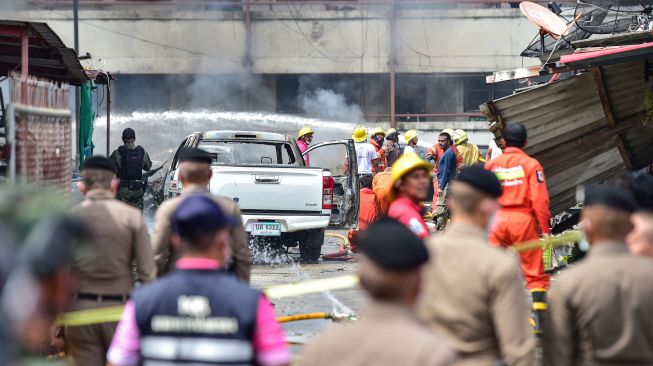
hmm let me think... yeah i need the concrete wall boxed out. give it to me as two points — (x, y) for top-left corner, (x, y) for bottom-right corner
(9, 6), (539, 75)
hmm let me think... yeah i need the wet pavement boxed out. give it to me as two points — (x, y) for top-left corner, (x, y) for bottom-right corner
(249, 231), (366, 356)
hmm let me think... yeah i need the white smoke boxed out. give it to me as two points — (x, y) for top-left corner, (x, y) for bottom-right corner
(300, 88), (364, 123)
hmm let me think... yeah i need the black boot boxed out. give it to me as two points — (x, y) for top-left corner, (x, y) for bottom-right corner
(531, 289), (547, 337)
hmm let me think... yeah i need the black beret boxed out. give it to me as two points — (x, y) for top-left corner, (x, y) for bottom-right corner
(358, 217), (429, 270)
(82, 156), (117, 173)
(172, 195), (238, 239)
(178, 147), (213, 164)
(582, 184), (637, 213)
(122, 128), (136, 140)
(455, 166), (502, 198)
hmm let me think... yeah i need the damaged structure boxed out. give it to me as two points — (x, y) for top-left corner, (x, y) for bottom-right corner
(482, 1), (653, 223)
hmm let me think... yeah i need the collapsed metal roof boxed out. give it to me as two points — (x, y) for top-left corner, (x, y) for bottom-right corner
(0, 20), (88, 85)
(481, 58), (653, 215)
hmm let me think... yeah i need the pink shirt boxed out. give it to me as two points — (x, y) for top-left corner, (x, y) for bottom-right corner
(297, 139), (310, 166)
(387, 195), (429, 239)
(107, 258), (289, 366)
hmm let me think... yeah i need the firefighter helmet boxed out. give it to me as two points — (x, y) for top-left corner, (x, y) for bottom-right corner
(352, 125), (368, 143)
(390, 153), (432, 191)
(404, 129), (419, 143)
(454, 128), (468, 145)
(371, 127), (386, 137)
(297, 126), (314, 140)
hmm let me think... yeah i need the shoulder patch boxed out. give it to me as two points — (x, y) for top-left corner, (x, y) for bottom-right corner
(536, 170), (545, 183)
(408, 217), (425, 235)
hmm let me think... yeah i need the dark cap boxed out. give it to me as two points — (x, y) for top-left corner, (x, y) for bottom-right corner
(455, 166), (502, 198)
(582, 184), (637, 213)
(172, 195), (238, 239)
(358, 218), (429, 270)
(122, 128), (136, 140)
(503, 123), (527, 147)
(178, 147), (213, 165)
(81, 156), (117, 173)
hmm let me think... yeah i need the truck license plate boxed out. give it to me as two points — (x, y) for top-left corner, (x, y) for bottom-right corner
(251, 222), (281, 236)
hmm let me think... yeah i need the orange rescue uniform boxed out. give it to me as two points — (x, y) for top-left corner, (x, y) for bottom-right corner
(484, 147), (551, 290)
(372, 171), (393, 214)
(425, 145), (463, 209)
(347, 187), (381, 252)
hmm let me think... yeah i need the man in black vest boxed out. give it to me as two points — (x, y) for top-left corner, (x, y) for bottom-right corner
(109, 128), (152, 210)
(107, 195), (290, 366)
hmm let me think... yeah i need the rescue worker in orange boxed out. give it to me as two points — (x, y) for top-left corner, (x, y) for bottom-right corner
(425, 128), (463, 211)
(387, 154), (432, 239)
(484, 123), (550, 333)
(348, 175), (381, 252)
(373, 168), (393, 214)
(370, 128), (387, 174)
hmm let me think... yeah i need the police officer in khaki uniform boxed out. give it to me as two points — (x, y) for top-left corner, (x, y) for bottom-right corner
(298, 218), (456, 366)
(543, 185), (653, 366)
(109, 128), (152, 210)
(420, 166), (536, 366)
(151, 147), (251, 282)
(66, 156), (156, 366)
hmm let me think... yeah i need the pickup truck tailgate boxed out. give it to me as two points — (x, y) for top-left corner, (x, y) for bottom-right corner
(209, 166), (324, 213)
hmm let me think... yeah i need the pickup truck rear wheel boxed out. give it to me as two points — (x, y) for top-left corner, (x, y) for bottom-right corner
(299, 229), (325, 263)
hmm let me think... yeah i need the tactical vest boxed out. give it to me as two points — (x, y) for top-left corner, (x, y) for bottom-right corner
(117, 145), (145, 181)
(133, 269), (260, 366)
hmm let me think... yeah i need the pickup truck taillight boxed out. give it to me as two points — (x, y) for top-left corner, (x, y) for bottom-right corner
(322, 176), (335, 209)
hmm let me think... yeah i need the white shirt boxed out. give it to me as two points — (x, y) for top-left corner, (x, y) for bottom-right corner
(403, 145), (416, 155)
(488, 139), (502, 160)
(355, 142), (378, 174)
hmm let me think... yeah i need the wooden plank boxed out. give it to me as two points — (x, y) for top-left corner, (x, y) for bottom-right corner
(592, 67), (616, 128)
(614, 134), (634, 170)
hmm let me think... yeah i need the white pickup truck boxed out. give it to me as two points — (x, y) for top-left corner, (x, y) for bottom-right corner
(162, 130), (360, 262)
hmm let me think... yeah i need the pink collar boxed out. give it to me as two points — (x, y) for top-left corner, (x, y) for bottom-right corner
(176, 258), (221, 270)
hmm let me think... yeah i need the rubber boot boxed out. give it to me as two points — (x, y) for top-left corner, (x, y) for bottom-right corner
(531, 288), (547, 338)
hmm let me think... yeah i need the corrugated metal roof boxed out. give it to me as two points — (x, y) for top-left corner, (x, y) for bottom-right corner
(0, 20), (87, 85)
(481, 60), (651, 215)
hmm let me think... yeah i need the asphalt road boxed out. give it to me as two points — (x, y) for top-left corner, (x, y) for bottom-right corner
(249, 231), (366, 357)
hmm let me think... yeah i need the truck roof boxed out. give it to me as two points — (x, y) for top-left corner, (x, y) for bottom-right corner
(201, 130), (292, 142)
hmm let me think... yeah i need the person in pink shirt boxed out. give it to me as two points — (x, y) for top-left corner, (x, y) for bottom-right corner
(387, 154), (432, 239)
(297, 126), (314, 166)
(107, 195), (289, 366)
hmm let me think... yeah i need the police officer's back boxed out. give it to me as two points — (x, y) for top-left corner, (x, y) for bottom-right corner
(420, 167), (535, 366)
(109, 128), (152, 210)
(298, 218), (456, 366)
(68, 156), (155, 366)
(107, 195), (289, 366)
(543, 185), (653, 366)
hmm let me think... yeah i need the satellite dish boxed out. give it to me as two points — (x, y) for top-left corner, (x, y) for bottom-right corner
(520, 1), (569, 38)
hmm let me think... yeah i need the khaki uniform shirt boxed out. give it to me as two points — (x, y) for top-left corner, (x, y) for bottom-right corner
(71, 190), (155, 297)
(298, 301), (457, 366)
(150, 185), (251, 282)
(419, 222), (535, 366)
(543, 242), (653, 366)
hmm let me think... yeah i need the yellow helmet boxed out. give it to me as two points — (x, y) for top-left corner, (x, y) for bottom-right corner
(404, 129), (418, 142)
(352, 125), (368, 143)
(454, 128), (468, 145)
(371, 127), (386, 136)
(442, 128), (454, 137)
(297, 126), (314, 139)
(390, 153), (432, 191)
(386, 128), (397, 135)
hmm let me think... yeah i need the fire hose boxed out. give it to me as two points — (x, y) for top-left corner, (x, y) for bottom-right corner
(321, 231), (356, 261)
(277, 312), (357, 323)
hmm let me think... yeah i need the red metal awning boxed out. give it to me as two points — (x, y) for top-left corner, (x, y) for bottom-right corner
(560, 41), (653, 67)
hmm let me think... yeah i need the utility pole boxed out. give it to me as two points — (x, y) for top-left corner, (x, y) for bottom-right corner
(389, 0), (397, 129)
(74, 0), (80, 167)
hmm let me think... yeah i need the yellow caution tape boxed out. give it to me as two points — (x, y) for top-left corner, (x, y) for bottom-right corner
(264, 274), (359, 300)
(59, 274), (360, 326)
(512, 231), (582, 253)
(58, 306), (124, 326)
